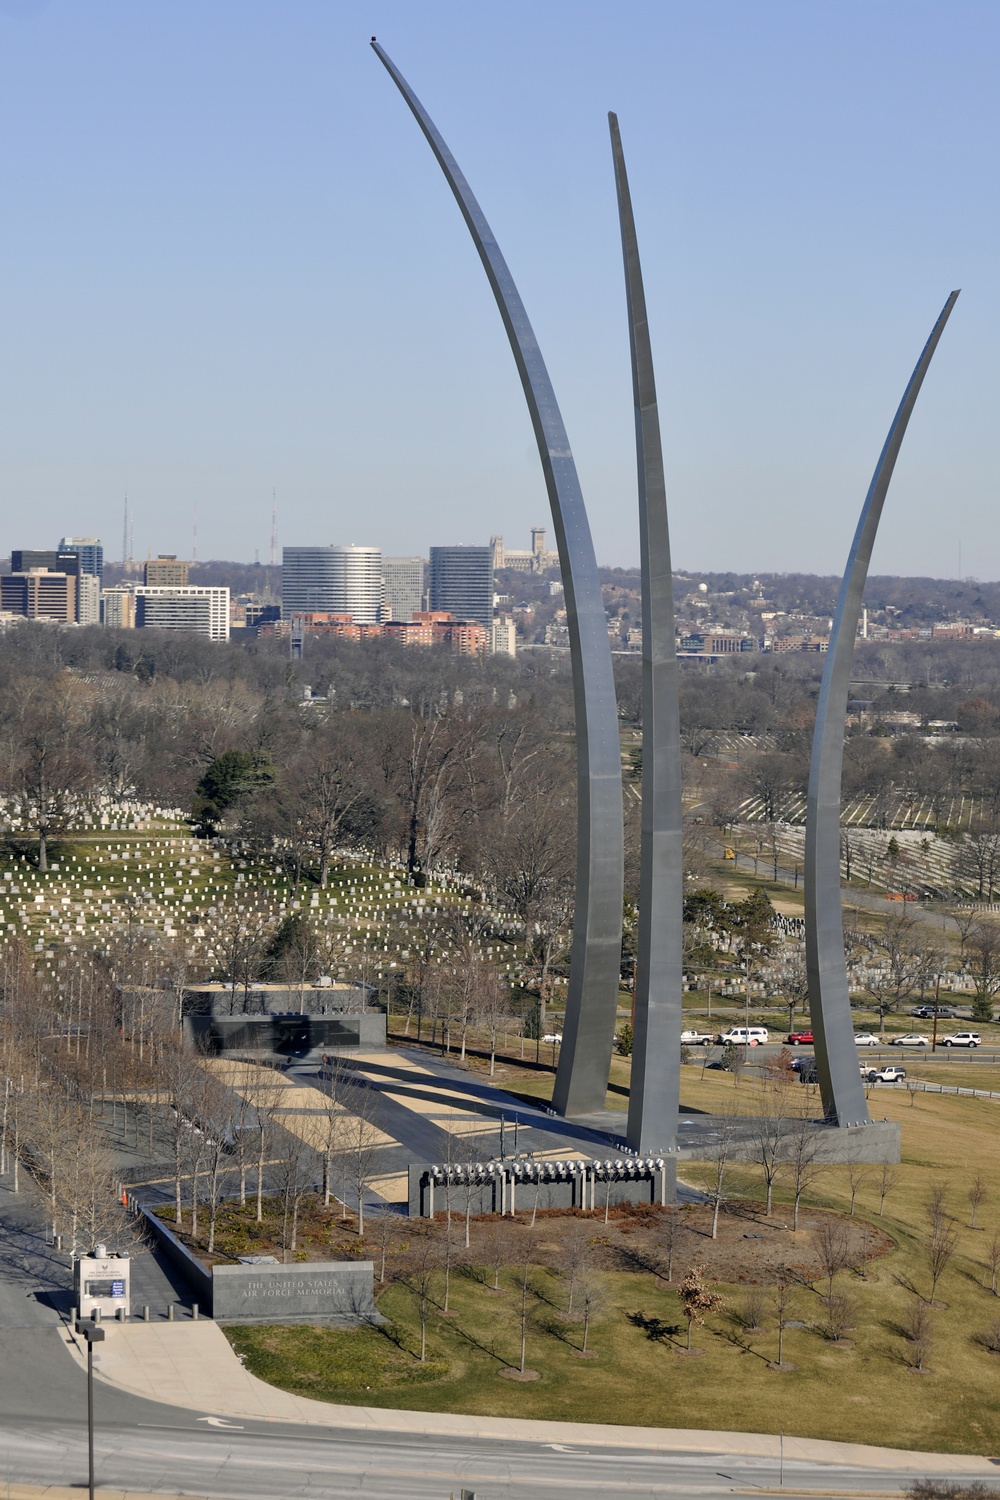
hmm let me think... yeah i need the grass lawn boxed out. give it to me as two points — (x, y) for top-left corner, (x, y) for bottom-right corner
(225, 1071), (1000, 1452)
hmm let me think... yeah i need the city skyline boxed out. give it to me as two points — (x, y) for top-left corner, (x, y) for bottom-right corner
(0, 3), (994, 577)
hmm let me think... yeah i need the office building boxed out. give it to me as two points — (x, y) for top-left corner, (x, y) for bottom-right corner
(102, 587), (136, 629)
(59, 537), (104, 582)
(135, 586), (230, 641)
(144, 555), (190, 588)
(11, 549), (80, 578)
(428, 545), (493, 627)
(491, 615), (517, 657)
(1, 569), (76, 622)
(244, 602), (281, 633)
(77, 574), (101, 627)
(282, 546), (382, 623)
(382, 556), (425, 622)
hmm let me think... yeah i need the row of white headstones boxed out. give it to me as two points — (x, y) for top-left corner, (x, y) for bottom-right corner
(0, 817), (526, 994)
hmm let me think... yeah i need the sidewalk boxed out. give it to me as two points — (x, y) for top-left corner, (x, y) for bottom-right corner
(64, 1317), (999, 1478)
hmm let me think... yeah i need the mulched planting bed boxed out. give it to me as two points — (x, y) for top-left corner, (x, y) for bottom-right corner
(159, 1194), (892, 1286)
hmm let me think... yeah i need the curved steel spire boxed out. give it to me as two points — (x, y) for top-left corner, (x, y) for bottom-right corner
(805, 291), (959, 1126)
(609, 114), (683, 1155)
(372, 42), (624, 1115)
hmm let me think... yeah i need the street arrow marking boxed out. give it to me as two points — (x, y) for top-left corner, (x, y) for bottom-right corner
(545, 1443), (582, 1453)
(197, 1416), (244, 1429)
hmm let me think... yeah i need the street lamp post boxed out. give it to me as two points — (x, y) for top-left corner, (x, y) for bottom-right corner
(75, 1318), (105, 1500)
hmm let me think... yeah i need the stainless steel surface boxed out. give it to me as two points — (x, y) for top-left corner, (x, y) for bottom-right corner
(805, 291), (959, 1125)
(372, 43), (624, 1114)
(609, 114), (683, 1158)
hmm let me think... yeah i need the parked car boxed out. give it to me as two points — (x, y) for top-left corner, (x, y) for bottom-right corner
(787, 1029), (814, 1045)
(795, 1056), (818, 1083)
(910, 1005), (958, 1019)
(717, 1027), (769, 1046)
(542, 1032), (563, 1044)
(940, 1032), (981, 1048)
(853, 1032), (881, 1047)
(864, 1064), (907, 1083)
(888, 1033), (930, 1047)
(680, 1029), (714, 1046)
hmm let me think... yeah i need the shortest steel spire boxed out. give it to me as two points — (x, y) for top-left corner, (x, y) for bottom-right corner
(609, 114), (684, 1156)
(806, 290), (959, 1126)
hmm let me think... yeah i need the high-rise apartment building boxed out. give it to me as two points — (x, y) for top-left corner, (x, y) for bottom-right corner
(282, 546), (382, 623)
(429, 546), (493, 627)
(144, 555), (190, 588)
(76, 574), (101, 626)
(491, 615), (517, 657)
(101, 587), (136, 629)
(135, 586), (229, 641)
(1, 569), (76, 622)
(59, 537), (104, 582)
(382, 556), (425, 621)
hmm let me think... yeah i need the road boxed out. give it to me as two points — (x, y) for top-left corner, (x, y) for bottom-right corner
(0, 1334), (981, 1500)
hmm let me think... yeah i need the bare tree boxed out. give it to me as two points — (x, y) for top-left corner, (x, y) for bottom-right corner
(785, 1113), (823, 1230)
(474, 966), (514, 1078)
(274, 1128), (312, 1262)
(655, 1208), (689, 1284)
(751, 1073), (792, 1217)
(846, 1163), (870, 1216)
(370, 1208), (405, 1286)
(968, 1174), (988, 1230)
(771, 1268), (795, 1369)
(483, 1217), (514, 1293)
(459, 1137), (491, 1251)
(557, 1223), (592, 1316)
(813, 1217), (854, 1303)
(733, 1285), (766, 1336)
(577, 1265), (606, 1355)
(904, 1298), (934, 1372)
(405, 1228), (439, 1363)
(516, 1245), (535, 1375)
(822, 1292), (857, 1343)
(984, 1234), (1000, 1296)
(704, 1112), (740, 1240)
(964, 922), (1000, 1024)
(862, 910), (926, 1025)
(194, 1074), (239, 1255)
(340, 1078), (382, 1238)
(877, 1162), (899, 1217)
(925, 1187), (959, 1303)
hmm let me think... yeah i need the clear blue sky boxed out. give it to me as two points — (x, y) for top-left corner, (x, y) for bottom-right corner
(0, 0), (996, 577)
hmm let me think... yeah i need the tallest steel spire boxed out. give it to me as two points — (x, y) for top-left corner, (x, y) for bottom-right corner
(372, 42), (624, 1114)
(609, 115), (683, 1155)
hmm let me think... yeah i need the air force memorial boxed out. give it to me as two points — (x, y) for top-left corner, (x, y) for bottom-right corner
(372, 39), (958, 1176)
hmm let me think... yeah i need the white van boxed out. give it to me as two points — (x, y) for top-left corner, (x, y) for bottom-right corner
(717, 1027), (769, 1046)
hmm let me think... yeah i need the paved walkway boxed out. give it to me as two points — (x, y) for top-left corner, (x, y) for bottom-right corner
(0, 1171), (196, 1325)
(66, 1317), (999, 1479)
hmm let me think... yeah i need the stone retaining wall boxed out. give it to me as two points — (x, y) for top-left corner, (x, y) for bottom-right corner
(138, 1205), (378, 1323)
